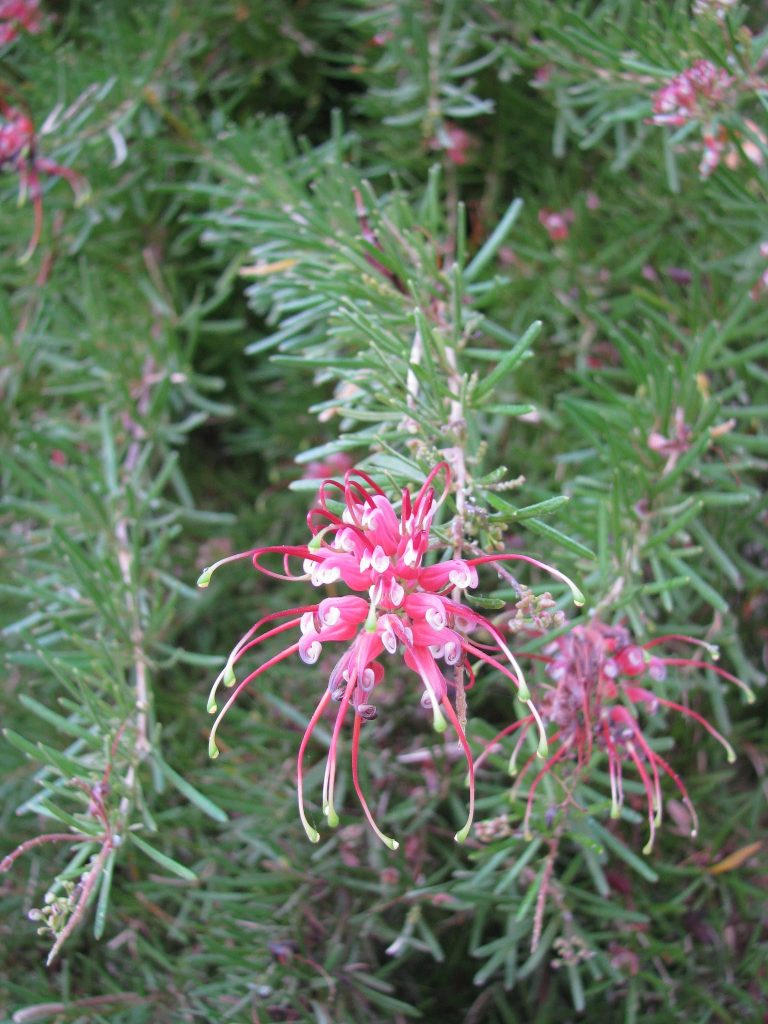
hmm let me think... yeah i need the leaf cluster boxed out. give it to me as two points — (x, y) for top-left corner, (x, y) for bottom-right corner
(1, 1), (766, 1022)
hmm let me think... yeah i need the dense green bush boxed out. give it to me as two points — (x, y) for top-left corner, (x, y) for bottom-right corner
(1, 1), (766, 1021)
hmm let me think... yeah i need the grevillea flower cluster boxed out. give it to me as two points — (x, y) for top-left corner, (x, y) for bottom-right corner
(0, 102), (87, 261)
(197, 464), (584, 848)
(476, 621), (753, 852)
(0, 0), (42, 45)
(649, 60), (732, 128)
(648, 60), (734, 178)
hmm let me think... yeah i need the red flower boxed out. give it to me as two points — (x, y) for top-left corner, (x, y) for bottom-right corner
(476, 621), (752, 851)
(1, 102), (87, 261)
(0, 0), (42, 45)
(649, 60), (732, 128)
(429, 122), (476, 166)
(538, 207), (574, 242)
(198, 464), (583, 847)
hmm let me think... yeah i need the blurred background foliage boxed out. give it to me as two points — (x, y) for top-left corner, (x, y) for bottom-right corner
(1, 0), (766, 1021)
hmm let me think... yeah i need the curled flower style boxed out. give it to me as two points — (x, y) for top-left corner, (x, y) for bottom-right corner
(197, 463), (584, 848)
(475, 621), (753, 853)
(1, 102), (88, 261)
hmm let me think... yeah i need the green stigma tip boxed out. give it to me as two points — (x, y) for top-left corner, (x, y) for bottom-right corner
(303, 825), (320, 844)
(610, 805), (621, 820)
(384, 837), (400, 851)
(208, 738), (219, 759)
(454, 824), (471, 844)
(197, 567), (213, 588)
(223, 664), (236, 688)
(536, 737), (549, 759)
(523, 829), (533, 842)
(726, 749), (736, 764)
(517, 683), (530, 703)
(642, 841), (653, 856)
(207, 698), (217, 714)
(326, 808), (339, 828)
(746, 690), (756, 705)
(308, 532), (324, 552)
(572, 588), (585, 608)
(433, 711), (447, 734)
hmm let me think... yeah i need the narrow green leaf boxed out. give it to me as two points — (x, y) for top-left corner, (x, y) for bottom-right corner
(130, 834), (198, 881)
(157, 758), (228, 823)
(662, 551), (730, 613)
(517, 919), (559, 980)
(473, 320), (543, 402)
(643, 499), (704, 550)
(99, 406), (118, 496)
(567, 961), (586, 1013)
(483, 403), (536, 417)
(416, 916), (445, 963)
(33, 742), (90, 779)
(513, 496), (570, 521)
(34, 798), (101, 834)
(494, 838), (543, 894)
(271, 354), (362, 369)
(689, 520), (743, 589)
(588, 820), (658, 883)
(465, 593), (506, 610)
(4, 728), (44, 760)
(93, 849), (116, 940)
(522, 517), (595, 561)
(465, 198), (523, 281)
(17, 695), (95, 741)
(473, 946), (508, 987)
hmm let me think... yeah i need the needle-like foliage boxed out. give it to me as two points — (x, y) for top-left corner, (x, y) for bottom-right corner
(1, 1), (766, 1022)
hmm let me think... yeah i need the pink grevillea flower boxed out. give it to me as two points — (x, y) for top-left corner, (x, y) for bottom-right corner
(538, 207), (574, 242)
(197, 463), (584, 848)
(649, 60), (732, 128)
(475, 621), (753, 853)
(429, 122), (475, 166)
(0, 0), (42, 44)
(0, 103), (87, 262)
(648, 60), (734, 178)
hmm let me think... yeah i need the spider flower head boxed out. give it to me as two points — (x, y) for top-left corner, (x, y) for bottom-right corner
(476, 621), (752, 852)
(197, 463), (584, 848)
